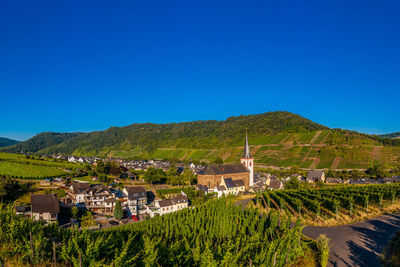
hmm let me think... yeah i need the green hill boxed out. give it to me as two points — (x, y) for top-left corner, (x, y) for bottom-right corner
(0, 137), (19, 148)
(2, 111), (400, 169)
(380, 132), (400, 139)
(1, 132), (82, 153)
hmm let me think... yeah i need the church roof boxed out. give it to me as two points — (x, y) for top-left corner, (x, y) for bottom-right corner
(243, 134), (252, 158)
(200, 164), (249, 175)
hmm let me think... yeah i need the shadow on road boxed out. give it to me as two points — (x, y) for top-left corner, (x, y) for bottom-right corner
(347, 214), (400, 266)
(303, 214), (400, 267)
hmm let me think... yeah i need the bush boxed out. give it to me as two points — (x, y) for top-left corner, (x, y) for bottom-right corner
(317, 234), (330, 267)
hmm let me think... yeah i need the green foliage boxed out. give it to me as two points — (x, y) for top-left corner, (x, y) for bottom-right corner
(143, 167), (166, 184)
(81, 211), (96, 227)
(212, 157), (224, 164)
(98, 174), (112, 184)
(316, 234), (330, 267)
(0, 198), (307, 266)
(1, 132), (81, 153)
(0, 137), (19, 148)
(285, 177), (301, 190)
(114, 200), (123, 219)
(71, 206), (79, 220)
(6, 111), (327, 155)
(261, 184), (400, 220)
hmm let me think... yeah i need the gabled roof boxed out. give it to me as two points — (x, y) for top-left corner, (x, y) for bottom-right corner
(71, 182), (90, 194)
(268, 179), (283, 189)
(31, 194), (60, 214)
(172, 194), (188, 204)
(223, 178), (245, 188)
(307, 170), (325, 179)
(223, 177), (235, 188)
(125, 186), (147, 200)
(201, 164), (249, 175)
(86, 184), (111, 195)
(158, 199), (174, 208)
(233, 179), (245, 187)
(15, 206), (30, 212)
(215, 185), (227, 191)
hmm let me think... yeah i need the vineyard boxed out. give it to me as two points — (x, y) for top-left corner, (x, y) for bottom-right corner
(254, 184), (400, 225)
(0, 198), (310, 266)
(0, 152), (74, 179)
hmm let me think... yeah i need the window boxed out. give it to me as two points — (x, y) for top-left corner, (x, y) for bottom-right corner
(249, 162), (252, 167)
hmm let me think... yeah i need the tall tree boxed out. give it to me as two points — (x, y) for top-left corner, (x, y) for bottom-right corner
(114, 200), (123, 219)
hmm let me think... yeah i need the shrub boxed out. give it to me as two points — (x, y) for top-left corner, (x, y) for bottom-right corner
(317, 234), (330, 267)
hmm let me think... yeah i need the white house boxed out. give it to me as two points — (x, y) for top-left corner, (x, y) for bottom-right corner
(68, 156), (77, 163)
(155, 193), (188, 215)
(214, 185), (228, 198)
(220, 177), (245, 195)
(122, 186), (147, 216)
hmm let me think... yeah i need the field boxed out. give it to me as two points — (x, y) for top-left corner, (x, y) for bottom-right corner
(254, 184), (400, 226)
(0, 198), (310, 266)
(104, 131), (400, 170)
(0, 152), (74, 179)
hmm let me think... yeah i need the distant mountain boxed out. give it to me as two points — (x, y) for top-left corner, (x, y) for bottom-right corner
(0, 137), (19, 148)
(2, 111), (400, 169)
(1, 132), (82, 153)
(380, 132), (400, 139)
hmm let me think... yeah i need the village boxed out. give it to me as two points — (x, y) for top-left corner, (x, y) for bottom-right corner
(14, 135), (400, 228)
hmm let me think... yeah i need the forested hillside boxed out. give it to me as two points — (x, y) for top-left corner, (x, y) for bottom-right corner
(0, 137), (19, 148)
(380, 132), (400, 139)
(1, 132), (82, 153)
(2, 111), (400, 169)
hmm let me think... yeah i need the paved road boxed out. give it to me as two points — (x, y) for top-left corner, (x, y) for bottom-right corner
(303, 213), (400, 267)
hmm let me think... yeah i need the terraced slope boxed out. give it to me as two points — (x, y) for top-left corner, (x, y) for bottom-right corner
(2, 111), (399, 169)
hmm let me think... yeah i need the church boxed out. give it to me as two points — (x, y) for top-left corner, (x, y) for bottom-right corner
(197, 134), (254, 190)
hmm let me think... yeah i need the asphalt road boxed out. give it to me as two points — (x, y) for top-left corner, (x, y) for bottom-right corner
(303, 213), (400, 267)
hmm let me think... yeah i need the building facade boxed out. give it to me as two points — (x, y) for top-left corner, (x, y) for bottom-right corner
(197, 135), (254, 189)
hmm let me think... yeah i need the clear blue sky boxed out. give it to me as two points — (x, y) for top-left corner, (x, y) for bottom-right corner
(1, 1), (399, 141)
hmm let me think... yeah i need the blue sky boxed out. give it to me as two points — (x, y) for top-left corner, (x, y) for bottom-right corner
(1, 1), (399, 141)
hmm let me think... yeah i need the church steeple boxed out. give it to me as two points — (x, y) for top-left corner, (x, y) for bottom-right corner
(241, 133), (254, 187)
(243, 133), (252, 158)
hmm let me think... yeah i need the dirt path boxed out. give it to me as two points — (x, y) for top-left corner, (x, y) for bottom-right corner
(331, 157), (341, 169)
(372, 146), (383, 161)
(309, 157), (320, 169)
(303, 213), (400, 267)
(309, 130), (323, 144)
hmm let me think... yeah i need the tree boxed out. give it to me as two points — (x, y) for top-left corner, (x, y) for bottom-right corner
(367, 164), (389, 178)
(144, 167), (166, 185)
(114, 200), (123, 219)
(212, 157), (223, 164)
(81, 211), (96, 227)
(284, 177), (300, 189)
(0, 182), (7, 202)
(166, 166), (179, 185)
(71, 206), (79, 220)
(182, 168), (196, 186)
(98, 174), (112, 184)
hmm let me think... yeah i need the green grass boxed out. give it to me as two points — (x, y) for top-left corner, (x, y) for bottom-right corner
(0, 161), (67, 178)
(314, 130), (330, 144)
(297, 132), (317, 144)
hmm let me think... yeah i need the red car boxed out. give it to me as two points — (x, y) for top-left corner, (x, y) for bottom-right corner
(131, 215), (139, 221)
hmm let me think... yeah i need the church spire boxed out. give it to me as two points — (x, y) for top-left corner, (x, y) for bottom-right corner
(243, 133), (252, 158)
